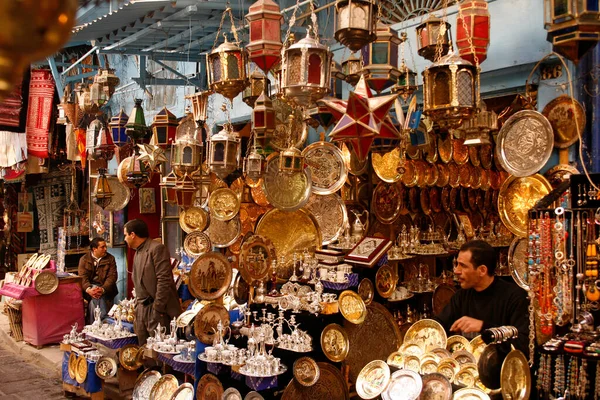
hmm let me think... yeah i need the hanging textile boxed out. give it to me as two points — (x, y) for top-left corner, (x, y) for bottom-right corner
(0, 131), (26, 167)
(0, 68), (30, 132)
(26, 69), (55, 158)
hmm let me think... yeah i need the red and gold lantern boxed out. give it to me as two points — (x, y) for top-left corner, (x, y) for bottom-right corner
(360, 22), (401, 94)
(252, 92), (276, 146)
(151, 107), (178, 147)
(416, 15), (452, 62)
(456, 0), (491, 65)
(245, 0), (283, 73)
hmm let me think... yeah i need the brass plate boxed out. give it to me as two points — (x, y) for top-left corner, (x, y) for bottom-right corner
(404, 319), (447, 352)
(358, 278), (374, 305)
(239, 234), (276, 284)
(382, 369), (423, 400)
(375, 264), (396, 298)
(250, 182), (270, 207)
(408, 187), (420, 214)
(34, 271), (59, 295)
(75, 356), (88, 384)
(500, 349), (531, 400)
(420, 373), (452, 400)
(469, 336), (486, 362)
(68, 352), (77, 380)
(424, 133), (438, 164)
(386, 352), (404, 368)
(447, 335), (472, 354)
(420, 187), (431, 215)
(496, 110), (554, 177)
(471, 167), (483, 189)
(133, 370), (161, 400)
(281, 362), (349, 400)
(469, 146), (481, 167)
(183, 231), (211, 258)
(436, 163), (449, 187)
(176, 309), (199, 328)
(437, 358), (460, 381)
(544, 163), (579, 187)
(453, 350), (477, 365)
(542, 94), (585, 149)
(262, 153), (312, 211)
(441, 187), (451, 213)
(372, 148), (403, 183)
(447, 162), (459, 188)
(233, 272), (250, 305)
(103, 176), (131, 212)
(149, 374), (179, 400)
(401, 161), (418, 187)
(453, 388), (491, 400)
(414, 160), (430, 188)
(305, 193), (348, 245)
(340, 142), (369, 176)
(404, 354), (421, 373)
(293, 356), (320, 387)
(194, 302), (230, 345)
(458, 163), (471, 188)
(244, 391), (265, 400)
(302, 141), (347, 194)
(432, 284), (456, 316)
(206, 217), (241, 248)
(452, 138), (469, 165)
(255, 208), (321, 279)
(119, 344), (142, 371)
(406, 141), (421, 160)
(179, 207), (208, 233)
(455, 364), (478, 388)
(430, 187), (442, 213)
(356, 360), (390, 400)
(171, 383), (194, 399)
(498, 174), (552, 237)
(438, 135), (453, 164)
(190, 252), (232, 301)
(508, 237), (530, 290)
(344, 302), (403, 384)
(321, 323), (350, 362)
(373, 182), (401, 224)
(480, 169), (490, 191)
(338, 290), (367, 324)
(479, 144), (493, 170)
(209, 188), (241, 221)
(431, 347), (452, 360)
(196, 373), (223, 400)
(95, 356), (118, 379)
(426, 163), (439, 187)
(223, 387), (242, 400)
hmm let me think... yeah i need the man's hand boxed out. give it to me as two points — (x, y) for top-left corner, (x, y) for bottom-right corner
(450, 316), (484, 333)
(87, 287), (104, 299)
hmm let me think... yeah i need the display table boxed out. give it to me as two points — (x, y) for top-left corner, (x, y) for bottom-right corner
(22, 276), (84, 347)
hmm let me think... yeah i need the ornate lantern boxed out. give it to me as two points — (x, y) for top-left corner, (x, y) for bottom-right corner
(245, 0), (283, 73)
(416, 15), (452, 62)
(279, 145), (304, 174)
(330, 61), (344, 98)
(90, 80), (108, 108)
(243, 71), (268, 108)
(151, 107), (178, 146)
(456, 0), (491, 65)
(360, 22), (402, 94)
(126, 99), (149, 143)
(109, 109), (129, 145)
(308, 104), (336, 129)
(334, 0), (376, 51)
(243, 134), (265, 180)
(207, 34), (249, 102)
(458, 102), (497, 145)
(208, 123), (241, 179)
(341, 54), (362, 86)
(174, 174), (197, 209)
(86, 115), (104, 161)
(252, 92), (276, 146)
(95, 69), (120, 98)
(123, 154), (151, 188)
(422, 52), (480, 129)
(76, 83), (96, 114)
(544, 0), (600, 63)
(282, 27), (332, 107)
(172, 114), (203, 178)
(272, 61), (285, 99)
(90, 118), (115, 161)
(186, 91), (210, 126)
(93, 168), (113, 209)
(391, 33), (418, 101)
(160, 170), (178, 205)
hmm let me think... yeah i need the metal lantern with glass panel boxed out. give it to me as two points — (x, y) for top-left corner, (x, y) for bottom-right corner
(151, 107), (178, 147)
(422, 52), (480, 129)
(416, 15), (452, 62)
(458, 102), (497, 145)
(360, 22), (402, 94)
(245, 0), (283, 73)
(208, 123), (241, 179)
(125, 99), (149, 143)
(279, 145), (304, 174)
(244, 133), (265, 180)
(109, 109), (129, 145)
(334, 0), (376, 51)
(342, 53), (362, 86)
(90, 118), (115, 161)
(243, 71), (268, 108)
(207, 36), (249, 102)
(456, 0), (491, 65)
(172, 114), (203, 179)
(186, 90), (210, 126)
(544, 0), (600, 63)
(174, 173), (197, 209)
(252, 92), (276, 146)
(391, 33), (418, 101)
(282, 27), (332, 107)
(86, 116), (104, 161)
(160, 170), (178, 205)
(125, 154), (151, 188)
(90, 68), (120, 108)
(94, 168), (113, 209)
(76, 83), (95, 114)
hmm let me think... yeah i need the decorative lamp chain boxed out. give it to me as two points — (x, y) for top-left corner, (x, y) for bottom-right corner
(457, 1), (479, 67)
(212, 7), (241, 50)
(435, 0), (451, 63)
(281, 0), (301, 63)
(310, 0), (318, 38)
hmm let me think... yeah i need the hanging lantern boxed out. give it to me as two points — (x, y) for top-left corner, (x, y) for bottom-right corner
(334, 0), (376, 51)
(91, 118), (115, 161)
(208, 123), (241, 179)
(93, 168), (113, 209)
(422, 52), (480, 129)
(172, 115), (203, 178)
(186, 91), (210, 126)
(125, 99), (149, 143)
(279, 145), (304, 174)
(122, 154), (150, 188)
(207, 35), (249, 102)
(282, 27), (332, 107)
(76, 83), (96, 114)
(458, 102), (497, 145)
(271, 61), (285, 99)
(342, 54), (362, 86)
(456, 0), (491, 65)
(160, 170), (178, 205)
(245, 0), (283, 73)
(86, 115), (104, 161)
(544, 0), (600, 63)
(90, 80), (108, 108)
(109, 109), (129, 145)
(244, 136), (265, 180)
(360, 22), (402, 94)
(191, 169), (212, 207)
(391, 63), (418, 101)
(252, 92), (276, 146)
(330, 61), (344, 98)
(95, 69), (120, 99)
(174, 174), (197, 210)
(416, 15), (452, 62)
(243, 71), (268, 108)
(151, 107), (178, 147)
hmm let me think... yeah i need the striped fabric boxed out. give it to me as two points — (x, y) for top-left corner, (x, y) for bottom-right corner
(26, 69), (55, 158)
(0, 68), (29, 132)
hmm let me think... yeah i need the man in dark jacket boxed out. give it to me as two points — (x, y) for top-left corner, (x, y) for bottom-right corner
(124, 219), (181, 345)
(78, 237), (118, 324)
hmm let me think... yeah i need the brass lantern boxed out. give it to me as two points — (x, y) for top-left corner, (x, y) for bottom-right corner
(124, 154), (151, 188)
(422, 52), (480, 129)
(95, 69), (120, 99)
(282, 27), (333, 107)
(252, 92), (276, 146)
(207, 36), (249, 102)
(90, 79), (108, 108)
(86, 115), (104, 160)
(93, 168), (113, 210)
(90, 117), (115, 161)
(186, 90), (210, 126)
(416, 15), (452, 62)
(208, 123), (241, 179)
(544, 0), (600, 63)
(334, 0), (376, 52)
(174, 174), (197, 210)
(76, 83), (96, 114)
(245, 0), (283, 73)
(360, 22), (402, 94)
(172, 115), (203, 178)
(458, 102), (497, 146)
(160, 170), (178, 205)
(342, 54), (362, 86)
(151, 107), (178, 146)
(126, 99), (149, 143)
(243, 71), (268, 108)
(391, 63), (418, 101)
(243, 135), (265, 180)
(279, 145), (304, 174)
(109, 109), (129, 145)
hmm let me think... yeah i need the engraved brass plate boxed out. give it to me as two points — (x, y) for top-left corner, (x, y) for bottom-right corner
(190, 252), (232, 301)
(68, 352), (77, 379)
(375, 264), (396, 299)
(356, 360), (390, 400)
(372, 148), (403, 183)
(95, 356), (118, 379)
(358, 278), (374, 305)
(401, 161), (418, 187)
(194, 303), (230, 345)
(438, 135), (453, 164)
(339, 290), (367, 324)
(302, 141), (347, 194)
(420, 372), (452, 400)
(149, 374), (179, 400)
(171, 383), (194, 400)
(239, 234), (276, 284)
(453, 388), (490, 400)
(508, 237), (530, 290)
(500, 349), (531, 400)
(404, 319), (448, 352)
(372, 182), (401, 224)
(209, 188), (241, 221)
(305, 193), (348, 245)
(183, 231), (211, 258)
(103, 176), (131, 212)
(281, 362), (349, 400)
(293, 356), (320, 387)
(321, 323), (350, 363)
(75, 355), (88, 384)
(119, 344), (142, 371)
(447, 162), (459, 188)
(480, 144), (493, 170)
(34, 270), (58, 295)
(206, 217), (241, 248)
(133, 370), (161, 400)
(179, 207), (208, 233)
(197, 373), (224, 400)
(542, 95), (585, 149)
(262, 153), (312, 211)
(452, 138), (469, 165)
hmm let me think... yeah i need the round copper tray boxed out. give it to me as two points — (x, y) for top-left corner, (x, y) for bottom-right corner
(321, 323), (350, 363)
(250, 181), (270, 207)
(430, 187), (442, 213)
(424, 132), (438, 163)
(373, 182), (401, 224)
(239, 234), (276, 284)
(282, 362), (349, 400)
(408, 187), (420, 214)
(458, 163), (471, 188)
(194, 302), (230, 345)
(197, 373), (224, 400)
(339, 290), (367, 324)
(436, 163), (449, 187)
(479, 144), (493, 170)
(358, 278), (375, 305)
(542, 94), (586, 149)
(420, 188), (431, 215)
(426, 163), (439, 187)
(468, 189), (479, 211)
(190, 252), (232, 301)
(480, 169), (490, 191)
(452, 138), (469, 165)
(233, 272), (250, 305)
(414, 160), (430, 188)
(438, 135), (453, 164)
(406, 141), (421, 160)
(447, 162), (459, 188)
(441, 187), (451, 213)
(401, 161), (417, 188)
(302, 141), (347, 194)
(421, 373), (452, 400)
(469, 146), (480, 167)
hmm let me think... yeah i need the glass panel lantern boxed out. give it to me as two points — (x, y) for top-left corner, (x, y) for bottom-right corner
(207, 37), (249, 102)
(160, 170), (178, 205)
(243, 71), (268, 108)
(175, 174), (197, 210)
(422, 52), (480, 129)
(360, 22), (401, 94)
(186, 90), (210, 126)
(208, 123), (241, 179)
(245, 0), (283, 73)
(391, 62), (418, 101)
(456, 0), (491, 65)
(416, 15), (452, 62)
(91, 117), (115, 161)
(342, 54), (362, 86)
(243, 137), (265, 180)
(126, 98), (149, 143)
(86, 115), (104, 161)
(279, 145), (304, 174)
(172, 114), (203, 178)
(458, 102), (497, 145)
(282, 27), (332, 107)
(124, 154), (150, 188)
(76, 83), (96, 114)
(334, 0), (376, 52)
(90, 80), (108, 108)
(252, 92), (276, 147)
(93, 168), (113, 209)
(151, 107), (178, 147)
(94, 68), (120, 99)
(109, 109), (129, 145)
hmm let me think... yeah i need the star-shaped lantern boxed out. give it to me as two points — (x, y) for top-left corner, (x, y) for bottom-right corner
(137, 133), (167, 175)
(319, 75), (398, 161)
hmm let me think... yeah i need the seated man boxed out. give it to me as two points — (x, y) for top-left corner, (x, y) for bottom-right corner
(434, 240), (530, 354)
(78, 237), (118, 324)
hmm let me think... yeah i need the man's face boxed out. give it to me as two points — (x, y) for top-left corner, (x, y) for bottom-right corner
(93, 241), (108, 258)
(454, 250), (485, 289)
(124, 228), (132, 248)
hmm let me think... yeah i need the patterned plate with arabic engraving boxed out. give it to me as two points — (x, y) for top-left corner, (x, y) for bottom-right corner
(500, 349), (531, 400)
(479, 144), (493, 170)
(133, 370), (161, 400)
(305, 193), (348, 245)
(183, 231), (211, 258)
(375, 264), (396, 298)
(453, 388), (490, 400)
(95, 357), (118, 379)
(282, 362), (349, 400)
(194, 303), (230, 345)
(149, 374), (179, 400)
(239, 234), (276, 284)
(381, 369), (422, 400)
(321, 323), (350, 362)
(196, 373), (223, 400)
(339, 290), (367, 324)
(190, 252), (232, 301)
(542, 95), (585, 149)
(372, 148), (404, 183)
(103, 176), (131, 212)
(438, 135), (453, 164)
(372, 182), (401, 224)
(262, 153), (312, 211)
(356, 360), (390, 399)
(294, 356), (320, 387)
(404, 319), (447, 353)
(75, 355), (88, 384)
(170, 382), (194, 400)
(209, 188), (241, 221)
(205, 217), (241, 248)
(498, 174), (552, 237)
(34, 271), (59, 294)
(358, 278), (374, 305)
(508, 237), (530, 290)
(223, 387), (242, 400)
(447, 335), (472, 354)
(420, 373), (452, 400)
(179, 207), (208, 233)
(302, 141), (347, 194)
(496, 110), (554, 177)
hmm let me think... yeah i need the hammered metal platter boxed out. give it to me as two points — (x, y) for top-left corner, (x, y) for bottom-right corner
(542, 95), (586, 149)
(262, 153), (312, 211)
(495, 110), (554, 177)
(321, 323), (350, 362)
(132, 370), (161, 400)
(500, 349), (531, 400)
(343, 302), (403, 384)
(381, 369), (422, 400)
(183, 231), (211, 258)
(189, 252), (232, 301)
(205, 217), (241, 248)
(404, 319), (448, 353)
(302, 141), (347, 194)
(304, 193), (348, 246)
(356, 360), (390, 399)
(281, 362), (349, 400)
(508, 237), (530, 290)
(239, 234), (276, 284)
(102, 176), (131, 212)
(194, 302), (230, 345)
(372, 148), (403, 183)
(149, 374), (179, 400)
(196, 373), (224, 400)
(420, 372), (452, 400)
(179, 206), (208, 233)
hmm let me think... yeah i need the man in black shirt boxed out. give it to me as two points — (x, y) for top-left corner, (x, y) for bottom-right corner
(434, 240), (530, 354)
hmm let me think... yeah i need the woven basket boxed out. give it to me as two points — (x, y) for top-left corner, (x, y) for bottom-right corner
(4, 303), (23, 342)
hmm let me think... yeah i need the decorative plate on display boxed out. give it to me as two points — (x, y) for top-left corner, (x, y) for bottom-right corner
(437, 358), (461, 382)
(262, 153), (312, 211)
(239, 234), (276, 284)
(386, 351), (404, 368)
(244, 391), (265, 400)
(338, 290), (367, 324)
(222, 387), (242, 400)
(281, 362), (349, 400)
(381, 369), (422, 400)
(183, 231), (211, 258)
(469, 336), (486, 362)
(453, 350), (477, 366)
(404, 319), (447, 353)
(455, 363), (479, 388)
(75, 355), (88, 384)
(544, 164), (579, 187)
(233, 273), (250, 305)
(500, 349), (531, 400)
(321, 323), (350, 362)
(179, 207), (208, 234)
(148, 374), (179, 400)
(189, 252), (232, 301)
(401, 161), (418, 187)
(438, 134), (453, 164)
(452, 138), (469, 165)
(172, 355), (195, 364)
(356, 360), (390, 400)
(176, 309), (198, 328)
(209, 188), (241, 222)
(305, 193), (348, 246)
(170, 382), (194, 400)
(119, 344), (142, 371)
(446, 335), (472, 354)
(508, 237), (530, 290)
(480, 144), (493, 170)
(372, 148), (403, 183)
(95, 356), (118, 379)
(194, 303), (230, 345)
(133, 370), (161, 400)
(357, 278), (374, 305)
(496, 110), (554, 177)
(205, 217), (241, 248)
(372, 182), (401, 224)
(302, 141), (347, 194)
(542, 95), (585, 149)
(420, 372), (452, 400)
(196, 373), (224, 400)
(103, 176), (131, 212)
(453, 387), (491, 400)
(375, 264), (396, 299)
(34, 270), (58, 295)
(293, 356), (320, 387)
